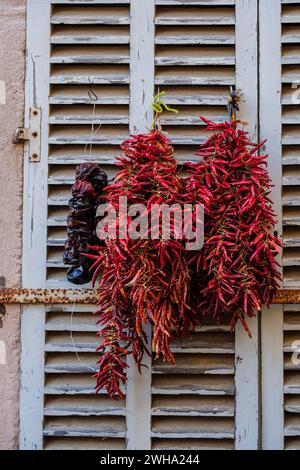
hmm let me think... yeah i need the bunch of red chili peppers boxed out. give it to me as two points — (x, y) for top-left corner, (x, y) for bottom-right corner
(87, 129), (200, 399)
(84, 115), (281, 399)
(186, 118), (282, 334)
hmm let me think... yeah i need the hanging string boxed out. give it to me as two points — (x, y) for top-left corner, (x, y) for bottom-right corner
(69, 80), (104, 371)
(84, 80), (102, 161)
(69, 300), (96, 373)
(151, 90), (179, 130)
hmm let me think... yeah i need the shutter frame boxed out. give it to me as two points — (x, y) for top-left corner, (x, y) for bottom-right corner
(21, 0), (263, 450)
(259, 0), (284, 451)
(235, 0), (260, 450)
(20, 0), (51, 449)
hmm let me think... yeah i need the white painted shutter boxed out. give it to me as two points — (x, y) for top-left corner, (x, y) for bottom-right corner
(282, 0), (300, 287)
(21, 0), (260, 450)
(260, 0), (300, 450)
(281, 0), (300, 450)
(21, 0), (130, 450)
(45, 0), (131, 450)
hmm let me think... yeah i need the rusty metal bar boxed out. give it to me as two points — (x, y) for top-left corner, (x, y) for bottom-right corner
(0, 289), (97, 305)
(0, 288), (300, 305)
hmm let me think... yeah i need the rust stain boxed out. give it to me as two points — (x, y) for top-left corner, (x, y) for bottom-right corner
(0, 288), (299, 305)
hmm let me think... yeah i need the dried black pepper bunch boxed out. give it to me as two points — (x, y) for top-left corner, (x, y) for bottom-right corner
(63, 163), (108, 285)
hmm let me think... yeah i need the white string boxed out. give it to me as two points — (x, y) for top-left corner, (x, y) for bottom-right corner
(69, 79), (103, 371)
(84, 80), (102, 161)
(69, 299), (96, 373)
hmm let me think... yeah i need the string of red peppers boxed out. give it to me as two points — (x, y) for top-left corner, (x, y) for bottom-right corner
(87, 129), (199, 399)
(85, 117), (281, 399)
(186, 118), (282, 334)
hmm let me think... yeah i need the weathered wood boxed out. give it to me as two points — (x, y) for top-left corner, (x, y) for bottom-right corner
(283, 175), (300, 185)
(51, 17), (130, 25)
(282, 15), (300, 24)
(126, 0), (154, 451)
(51, 36), (130, 45)
(43, 429), (126, 438)
(50, 75), (130, 85)
(49, 117), (129, 125)
(44, 407), (126, 417)
(155, 56), (235, 66)
(234, 0), (260, 451)
(48, 153), (117, 165)
(44, 384), (125, 395)
(51, 0), (130, 3)
(49, 97), (129, 105)
(156, 0), (235, 4)
(155, 18), (235, 26)
(152, 409), (234, 417)
(160, 96), (228, 105)
(45, 363), (98, 374)
(155, 76), (235, 86)
(151, 426), (234, 439)
(152, 396), (234, 417)
(152, 439), (234, 450)
(282, 75), (300, 84)
(284, 416), (300, 436)
(45, 323), (98, 332)
(20, 0), (51, 451)
(48, 136), (126, 145)
(153, 354), (234, 375)
(50, 56), (130, 64)
(160, 114), (226, 125)
(155, 35), (235, 45)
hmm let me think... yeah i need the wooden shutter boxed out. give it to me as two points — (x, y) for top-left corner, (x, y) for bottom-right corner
(45, 0), (131, 450)
(281, 0), (300, 287)
(21, 0), (130, 450)
(260, 0), (300, 450)
(21, 0), (260, 450)
(281, 0), (300, 450)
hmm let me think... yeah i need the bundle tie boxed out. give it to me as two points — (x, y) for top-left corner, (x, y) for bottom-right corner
(227, 87), (241, 122)
(151, 91), (178, 130)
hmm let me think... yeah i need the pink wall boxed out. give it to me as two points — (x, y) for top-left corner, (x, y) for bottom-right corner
(0, 0), (26, 449)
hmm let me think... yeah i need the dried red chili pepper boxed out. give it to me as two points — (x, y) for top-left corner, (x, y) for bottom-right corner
(186, 118), (282, 335)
